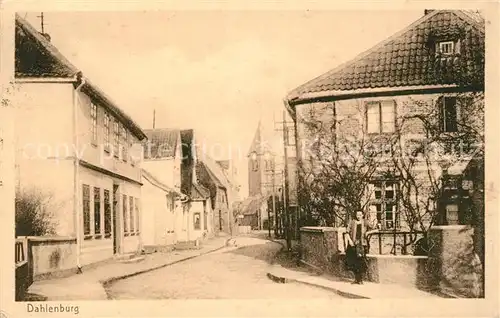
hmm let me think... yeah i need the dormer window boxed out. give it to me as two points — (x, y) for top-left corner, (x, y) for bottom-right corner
(439, 41), (454, 55)
(435, 40), (460, 57)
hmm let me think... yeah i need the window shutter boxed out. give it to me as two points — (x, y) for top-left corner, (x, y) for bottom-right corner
(437, 96), (445, 132)
(454, 39), (461, 54)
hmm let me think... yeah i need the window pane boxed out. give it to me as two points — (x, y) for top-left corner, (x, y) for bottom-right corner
(367, 103), (380, 133)
(83, 185), (91, 235)
(444, 97), (458, 132)
(194, 213), (201, 230)
(104, 190), (111, 237)
(385, 182), (395, 199)
(381, 101), (395, 133)
(94, 187), (101, 235)
(129, 197), (134, 232)
(123, 195), (128, 233)
(135, 198), (140, 232)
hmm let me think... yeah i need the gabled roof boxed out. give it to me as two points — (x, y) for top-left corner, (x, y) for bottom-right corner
(14, 14), (147, 140)
(287, 10), (485, 104)
(142, 168), (183, 197)
(197, 161), (225, 189)
(15, 14), (78, 78)
(190, 183), (211, 201)
(143, 128), (180, 159)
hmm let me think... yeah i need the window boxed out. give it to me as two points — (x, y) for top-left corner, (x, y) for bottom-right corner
(194, 213), (201, 230)
(250, 152), (259, 171)
(82, 185), (91, 236)
(166, 194), (175, 212)
(366, 100), (396, 134)
(90, 103), (98, 144)
(445, 204), (459, 225)
(123, 195), (128, 235)
(94, 187), (101, 237)
(104, 189), (112, 238)
(440, 96), (458, 133)
(129, 135), (134, 165)
(368, 181), (399, 230)
(121, 124), (128, 162)
(104, 112), (110, 150)
(113, 120), (120, 157)
(135, 198), (140, 233)
(438, 41), (454, 55)
(129, 196), (135, 233)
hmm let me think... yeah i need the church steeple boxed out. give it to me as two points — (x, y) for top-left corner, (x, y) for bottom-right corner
(247, 120), (262, 157)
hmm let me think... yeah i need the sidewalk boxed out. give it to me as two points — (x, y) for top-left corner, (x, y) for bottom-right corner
(267, 264), (440, 299)
(26, 236), (231, 301)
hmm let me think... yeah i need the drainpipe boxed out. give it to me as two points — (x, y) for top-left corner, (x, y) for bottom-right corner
(73, 72), (86, 273)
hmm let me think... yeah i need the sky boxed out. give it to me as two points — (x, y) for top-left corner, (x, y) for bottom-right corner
(22, 10), (423, 196)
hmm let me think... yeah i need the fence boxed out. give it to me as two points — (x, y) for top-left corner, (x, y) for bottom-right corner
(15, 237), (31, 301)
(342, 230), (426, 255)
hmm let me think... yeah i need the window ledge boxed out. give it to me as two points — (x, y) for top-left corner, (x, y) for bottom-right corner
(84, 235), (93, 240)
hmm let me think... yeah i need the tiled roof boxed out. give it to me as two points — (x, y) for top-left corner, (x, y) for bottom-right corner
(197, 161), (225, 189)
(15, 15), (78, 78)
(143, 128), (180, 159)
(15, 14), (147, 140)
(190, 183), (210, 201)
(287, 10), (485, 103)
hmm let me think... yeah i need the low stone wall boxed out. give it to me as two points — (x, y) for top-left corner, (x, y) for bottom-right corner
(427, 225), (484, 298)
(25, 236), (78, 281)
(300, 227), (431, 290)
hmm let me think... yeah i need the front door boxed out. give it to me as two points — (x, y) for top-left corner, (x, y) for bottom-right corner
(112, 184), (120, 254)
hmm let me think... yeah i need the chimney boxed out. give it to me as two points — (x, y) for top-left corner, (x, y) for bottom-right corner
(40, 33), (51, 42)
(424, 9), (435, 15)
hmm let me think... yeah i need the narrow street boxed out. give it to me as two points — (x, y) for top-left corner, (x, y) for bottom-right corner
(107, 237), (342, 299)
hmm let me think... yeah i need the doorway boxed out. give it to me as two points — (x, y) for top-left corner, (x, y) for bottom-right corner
(112, 184), (120, 254)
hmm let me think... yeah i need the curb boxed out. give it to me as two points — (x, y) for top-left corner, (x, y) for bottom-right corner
(266, 270), (369, 299)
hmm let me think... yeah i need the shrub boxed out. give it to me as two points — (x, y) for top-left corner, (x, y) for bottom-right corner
(15, 187), (58, 237)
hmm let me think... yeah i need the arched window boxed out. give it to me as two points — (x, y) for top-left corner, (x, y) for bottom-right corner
(250, 152), (259, 171)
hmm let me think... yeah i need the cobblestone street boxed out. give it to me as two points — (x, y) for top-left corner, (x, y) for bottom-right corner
(107, 237), (342, 299)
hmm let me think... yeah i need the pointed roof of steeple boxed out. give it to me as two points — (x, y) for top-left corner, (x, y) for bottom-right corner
(247, 120), (262, 156)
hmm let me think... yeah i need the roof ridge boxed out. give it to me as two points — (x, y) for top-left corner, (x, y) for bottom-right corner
(453, 10), (485, 34)
(15, 13), (79, 77)
(286, 10), (443, 100)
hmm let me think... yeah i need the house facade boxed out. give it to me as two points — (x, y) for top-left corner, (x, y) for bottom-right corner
(141, 168), (186, 252)
(14, 15), (147, 267)
(142, 128), (212, 243)
(285, 10), (484, 232)
(197, 156), (238, 235)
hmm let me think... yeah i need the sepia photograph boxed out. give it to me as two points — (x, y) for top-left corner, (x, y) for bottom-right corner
(0, 2), (498, 317)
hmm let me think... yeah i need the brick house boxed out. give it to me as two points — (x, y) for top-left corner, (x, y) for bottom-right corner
(14, 14), (147, 268)
(284, 10), (484, 234)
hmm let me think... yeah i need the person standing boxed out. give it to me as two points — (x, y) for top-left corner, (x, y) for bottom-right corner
(345, 210), (378, 284)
